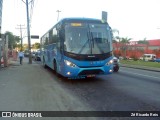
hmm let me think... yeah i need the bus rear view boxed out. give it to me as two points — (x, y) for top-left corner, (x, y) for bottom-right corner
(41, 18), (113, 79)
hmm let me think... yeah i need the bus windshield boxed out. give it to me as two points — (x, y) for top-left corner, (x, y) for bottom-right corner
(64, 23), (112, 55)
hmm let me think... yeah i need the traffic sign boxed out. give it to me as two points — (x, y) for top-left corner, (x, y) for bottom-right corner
(31, 35), (39, 39)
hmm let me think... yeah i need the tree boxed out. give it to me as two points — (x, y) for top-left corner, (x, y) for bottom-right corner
(32, 42), (40, 49)
(23, 44), (28, 50)
(138, 38), (149, 54)
(120, 37), (132, 59)
(4, 31), (20, 50)
(112, 29), (121, 56)
(112, 29), (119, 42)
(138, 38), (148, 44)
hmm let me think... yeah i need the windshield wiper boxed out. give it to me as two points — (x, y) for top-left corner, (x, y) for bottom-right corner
(90, 32), (104, 54)
(78, 32), (90, 54)
(90, 32), (94, 54)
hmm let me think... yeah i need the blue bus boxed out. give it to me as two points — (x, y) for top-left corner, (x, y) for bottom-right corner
(40, 18), (113, 79)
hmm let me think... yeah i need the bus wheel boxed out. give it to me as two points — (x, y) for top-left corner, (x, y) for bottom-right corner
(54, 61), (61, 78)
(43, 57), (47, 68)
(54, 61), (58, 75)
(114, 66), (119, 72)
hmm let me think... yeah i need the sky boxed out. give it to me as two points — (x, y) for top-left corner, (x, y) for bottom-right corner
(1, 0), (160, 44)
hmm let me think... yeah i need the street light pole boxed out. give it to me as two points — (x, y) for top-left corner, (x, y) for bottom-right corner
(56, 10), (61, 21)
(26, 0), (32, 64)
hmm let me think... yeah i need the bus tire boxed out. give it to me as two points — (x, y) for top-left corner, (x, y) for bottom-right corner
(54, 60), (58, 74)
(43, 57), (47, 68)
(114, 67), (119, 72)
(54, 60), (61, 77)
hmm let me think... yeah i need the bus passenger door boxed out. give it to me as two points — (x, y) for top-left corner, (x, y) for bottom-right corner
(56, 30), (63, 72)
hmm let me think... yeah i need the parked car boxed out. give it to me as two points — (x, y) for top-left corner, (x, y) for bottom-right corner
(142, 54), (156, 61)
(154, 58), (160, 63)
(139, 57), (143, 60)
(119, 56), (124, 60)
(24, 52), (29, 57)
(24, 49), (29, 57)
(34, 52), (41, 61)
(31, 52), (36, 58)
(113, 57), (120, 72)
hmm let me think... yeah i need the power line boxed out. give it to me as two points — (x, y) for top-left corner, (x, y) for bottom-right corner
(29, 0), (35, 27)
(26, 0), (32, 64)
(16, 24), (26, 50)
(21, 0), (26, 4)
(20, 0), (35, 64)
(20, 0), (35, 28)
(20, 0), (32, 63)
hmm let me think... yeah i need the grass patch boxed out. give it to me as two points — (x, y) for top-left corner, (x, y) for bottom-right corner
(120, 60), (160, 68)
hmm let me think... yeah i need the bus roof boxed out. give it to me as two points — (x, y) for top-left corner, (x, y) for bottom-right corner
(41, 17), (109, 38)
(58, 17), (107, 24)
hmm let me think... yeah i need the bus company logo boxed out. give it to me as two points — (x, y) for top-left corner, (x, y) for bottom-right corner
(90, 61), (98, 65)
(2, 112), (11, 117)
(88, 55), (95, 58)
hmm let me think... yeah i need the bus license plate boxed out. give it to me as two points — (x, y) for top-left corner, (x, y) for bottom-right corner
(87, 75), (95, 77)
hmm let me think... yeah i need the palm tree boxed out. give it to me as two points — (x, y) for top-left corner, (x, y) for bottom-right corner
(112, 29), (119, 41)
(112, 29), (121, 56)
(138, 38), (149, 54)
(138, 38), (148, 44)
(120, 37), (132, 59)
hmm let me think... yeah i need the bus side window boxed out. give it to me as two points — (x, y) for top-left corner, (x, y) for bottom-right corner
(52, 28), (58, 43)
(49, 29), (53, 44)
(56, 30), (60, 50)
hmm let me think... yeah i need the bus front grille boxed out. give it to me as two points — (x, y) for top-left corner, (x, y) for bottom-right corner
(78, 69), (104, 75)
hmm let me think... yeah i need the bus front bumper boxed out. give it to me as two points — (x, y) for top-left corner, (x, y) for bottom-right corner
(61, 65), (113, 79)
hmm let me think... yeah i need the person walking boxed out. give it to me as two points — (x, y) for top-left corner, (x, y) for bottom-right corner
(18, 50), (24, 65)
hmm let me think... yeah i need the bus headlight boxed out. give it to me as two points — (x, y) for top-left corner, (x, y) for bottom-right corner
(105, 59), (113, 65)
(64, 60), (76, 67)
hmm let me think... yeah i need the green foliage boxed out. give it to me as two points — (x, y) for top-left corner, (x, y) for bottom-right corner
(32, 42), (40, 49)
(120, 60), (160, 68)
(112, 29), (120, 42)
(4, 31), (20, 49)
(120, 37), (132, 44)
(113, 39), (117, 43)
(119, 37), (132, 59)
(138, 39), (149, 44)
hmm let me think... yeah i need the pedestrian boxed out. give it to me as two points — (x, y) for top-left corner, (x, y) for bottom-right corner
(18, 50), (24, 65)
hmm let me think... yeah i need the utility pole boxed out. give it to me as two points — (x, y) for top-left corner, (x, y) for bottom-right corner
(16, 24), (26, 50)
(0, 35), (3, 68)
(3, 35), (8, 67)
(26, 0), (32, 64)
(56, 10), (61, 21)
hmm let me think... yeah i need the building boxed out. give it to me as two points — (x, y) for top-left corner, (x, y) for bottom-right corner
(0, 0), (3, 67)
(0, 0), (3, 36)
(113, 39), (160, 58)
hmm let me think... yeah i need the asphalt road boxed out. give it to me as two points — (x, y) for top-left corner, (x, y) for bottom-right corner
(57, 67), (160, 111)
(0, 59), (159, 120)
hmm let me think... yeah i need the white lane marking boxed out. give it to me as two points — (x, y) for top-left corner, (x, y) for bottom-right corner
(119, 70), (160, 79)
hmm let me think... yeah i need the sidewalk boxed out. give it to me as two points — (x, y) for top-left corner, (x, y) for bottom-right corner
(0, 57), (34, 69)
(0, 56), (94, 114)
(2, 57), (160, 72)
(9, 57), (34, 66)
(120, 63), (160, 72)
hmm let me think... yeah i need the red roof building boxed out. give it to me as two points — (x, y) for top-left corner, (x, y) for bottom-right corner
(113, 39), (160, 58)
